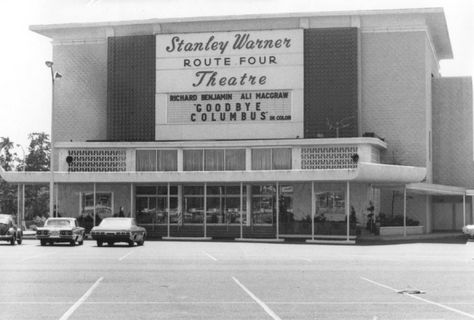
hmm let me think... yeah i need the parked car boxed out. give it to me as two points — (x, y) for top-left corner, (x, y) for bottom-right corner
(0, 214), (22, 245)
(36, 218), (85, 246)
(91, 217), (146, 247)
(462, 225), (474, 239)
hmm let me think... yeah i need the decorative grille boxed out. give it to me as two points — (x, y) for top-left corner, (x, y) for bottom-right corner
(301, 146), (358, 169)
(66, 149), (127, 172)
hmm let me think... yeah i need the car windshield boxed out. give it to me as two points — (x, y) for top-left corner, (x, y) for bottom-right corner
(45, 219), (72, 227)
(99, 218), (131, 229)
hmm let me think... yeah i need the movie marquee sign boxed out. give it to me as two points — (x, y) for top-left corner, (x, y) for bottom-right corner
(156, 29), (303, 124)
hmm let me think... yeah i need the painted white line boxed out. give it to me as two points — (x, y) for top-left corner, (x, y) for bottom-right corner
(1, 301), (473, 306)
(232, 276), (282, 320)
(59, 277), (103, 320)
(203, 251), (218, 261)
(360, 277), (474, 319)
(118, 251), (134, 261)
(20, 251), (57, 262)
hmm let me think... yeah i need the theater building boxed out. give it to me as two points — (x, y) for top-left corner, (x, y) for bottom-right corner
(1, 8), (473, 242)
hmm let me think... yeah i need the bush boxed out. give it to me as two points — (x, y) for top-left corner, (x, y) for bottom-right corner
(380, 214), (419, 227)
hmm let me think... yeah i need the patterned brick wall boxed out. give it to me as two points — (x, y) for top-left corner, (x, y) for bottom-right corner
(432, 77), (474, 187)
(53, 42), (108, 143)
(304, 28), (358, 138)
(360, 31), (427, 167)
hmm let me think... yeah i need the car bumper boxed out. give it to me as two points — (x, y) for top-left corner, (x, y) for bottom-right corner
(37, 235), (75, 241)
(91, 234), (133, 242)
(0, 234), (14, 241)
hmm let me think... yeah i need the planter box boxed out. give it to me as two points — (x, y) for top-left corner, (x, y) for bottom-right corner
(379, 226), (424, 236)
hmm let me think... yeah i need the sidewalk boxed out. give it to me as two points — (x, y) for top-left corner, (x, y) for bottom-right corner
(358, 231), (465, 243)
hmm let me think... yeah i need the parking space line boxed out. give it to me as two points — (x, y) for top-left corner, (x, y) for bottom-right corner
(118, 251), (134, 261)
(58, 277), (103, 320)
(203, 251), (218, 261)
(360, 276), (474, 319)
(20, 251), (58, 262)
(232, 276), (282, 320)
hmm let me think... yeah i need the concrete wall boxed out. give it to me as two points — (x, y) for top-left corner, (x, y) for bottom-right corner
(432, 77), (474, 187)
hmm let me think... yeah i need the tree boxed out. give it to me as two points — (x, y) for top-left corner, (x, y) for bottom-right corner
(24, 132), (51, 221)
(25, 132), (50, 172)
(0, 137), (18, 214)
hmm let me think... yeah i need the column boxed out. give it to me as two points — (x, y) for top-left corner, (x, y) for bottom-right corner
(276, 181), (279, 240)
(204, 183), (207, 238)
(311, 182), (315, 241)
(167, 183), (170, 238)
(240, 182), (243, 239)
(93, 183), (96, 227)
(346, 182), (350, 241)
(403, 187), (407, 237)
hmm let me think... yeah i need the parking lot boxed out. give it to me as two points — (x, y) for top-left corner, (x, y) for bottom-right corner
(1, 238), (474, 320)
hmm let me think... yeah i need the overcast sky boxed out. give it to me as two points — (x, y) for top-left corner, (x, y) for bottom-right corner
(0, 0), (472, 153)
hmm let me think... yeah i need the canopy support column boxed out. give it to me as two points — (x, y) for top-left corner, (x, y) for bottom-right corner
(403, 187), (407, 237)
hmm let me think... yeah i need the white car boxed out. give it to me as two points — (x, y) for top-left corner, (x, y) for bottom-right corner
(462, 225), (474, 238)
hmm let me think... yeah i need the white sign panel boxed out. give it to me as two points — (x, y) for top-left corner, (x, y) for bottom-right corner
(156, 29), (303, 124)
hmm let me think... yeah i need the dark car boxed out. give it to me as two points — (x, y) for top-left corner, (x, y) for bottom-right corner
(91, 217), (146, 247)
(36, 218), (85, 246)
(0, 214), (22, 245)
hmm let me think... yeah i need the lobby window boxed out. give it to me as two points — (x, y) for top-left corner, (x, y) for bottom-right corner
(315, 191), (345, 221)
(251, 184), (275, 225)
(136, 186), (178, 225)
(136, 150), (177, 171)
(252, 148), (292, 170)
(206, 185), (247, 224)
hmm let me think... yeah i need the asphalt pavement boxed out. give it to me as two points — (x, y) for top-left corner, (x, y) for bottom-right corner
(1, 238), (474, 320)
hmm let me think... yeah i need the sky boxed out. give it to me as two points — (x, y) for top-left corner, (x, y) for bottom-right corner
(0, 0), (472, 156)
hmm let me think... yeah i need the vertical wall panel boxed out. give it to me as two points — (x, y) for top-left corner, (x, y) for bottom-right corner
(107, 35), (155, 141)
(304, 28), (358, 138)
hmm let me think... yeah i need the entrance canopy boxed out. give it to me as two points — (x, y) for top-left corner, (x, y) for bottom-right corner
(0, 162), (426, 185)
(406, 183), (466, 196)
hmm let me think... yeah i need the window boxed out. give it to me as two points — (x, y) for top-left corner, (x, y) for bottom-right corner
(205, 150), (224, 171)
(252, 148), (292, 170)
(136, 186), (178, 225)
(225, 149), (245, 170)
(251, 184), (275, 225)
(136, 150), (177, 171)
(315, 191), (345, 221)
(183, 150), (203, 171)
(206, 185), (247, 224)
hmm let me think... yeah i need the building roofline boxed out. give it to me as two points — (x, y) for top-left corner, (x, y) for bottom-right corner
(29, 7), (453, 59)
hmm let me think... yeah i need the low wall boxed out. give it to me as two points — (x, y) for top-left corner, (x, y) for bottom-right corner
(379, 226), (424, 236)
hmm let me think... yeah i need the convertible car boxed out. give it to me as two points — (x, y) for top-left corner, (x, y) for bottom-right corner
(91, 217), (146, 247)
(0, 214), (22, 245)
(36, 218), (85, 246)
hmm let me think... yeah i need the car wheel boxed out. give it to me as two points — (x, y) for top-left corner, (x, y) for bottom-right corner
(70, 240), (76, 246)
(10, 235), (16, 245)
(17, 236), (22, 245)
(78, 237), (84, 246)
(128, 240), (134, 247)
(40, 239), (47, 246)
(137, 235), (145, 246)
(108, 242), (114, 246)
(97, 241), (103, 247)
